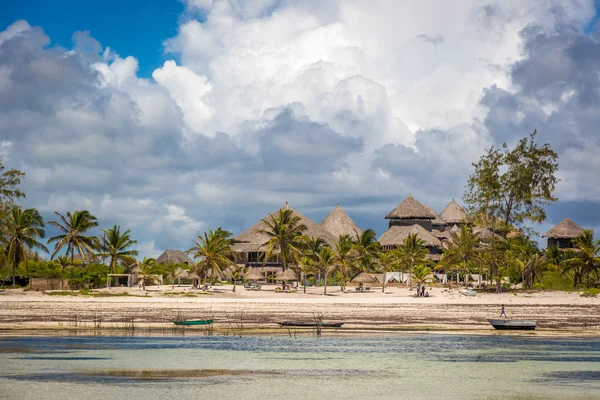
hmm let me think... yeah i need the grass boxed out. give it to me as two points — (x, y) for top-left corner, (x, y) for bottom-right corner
(533, 270), (574, 291)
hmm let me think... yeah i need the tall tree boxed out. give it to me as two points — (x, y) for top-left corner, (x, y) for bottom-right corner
(395, 233), (428, 288)
(300, 236), (328, 286)
(187, 228), (234, 287)
(298, 256), (317, 294)
(316, 246), (337, 295)
(4, 206), (48, 286)
(259, 208), (307, 271)
(378, 251), (398, 293)
(98, 225), (139, 274)
(51, 255), (73, 290)
(0, 156), (26, 242)
(48, 210), (99, 262)
(136, 257), (157, 290)
(561, 230), (600, 288)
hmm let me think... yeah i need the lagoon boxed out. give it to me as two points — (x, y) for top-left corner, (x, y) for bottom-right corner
(1, 334), (600, 400)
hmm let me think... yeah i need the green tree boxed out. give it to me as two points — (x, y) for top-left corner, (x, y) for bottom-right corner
(0, 156), (26, 241)
(519, 254), (550, 289)
(395, 233), (428, 288)
(464, 131), (559, 284)
(411, 265), (433, 287)
(4, 206), (48, 286)
(333, 234), (355, 291)
(98, 225), (139, 274)
(378, 251), (398, 293)
(51, 255), (75, 290)
(259, 208), (307, 271)
(187, 228), (234, 287)
(136, 257), (157, 290)
(298, 256), (318, 293)
(561, 230), (600, 288)
(316, 247), (337, 295)
(48, 210), (99, 262)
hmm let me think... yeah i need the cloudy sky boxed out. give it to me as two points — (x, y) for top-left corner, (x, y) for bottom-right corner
(1, 0), (600, 257)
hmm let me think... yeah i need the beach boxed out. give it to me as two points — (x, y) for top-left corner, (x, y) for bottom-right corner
(1, 286), (599, 335)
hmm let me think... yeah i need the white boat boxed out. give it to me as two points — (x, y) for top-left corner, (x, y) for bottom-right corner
(459, 288), (477, 297)
(488, 319), (536, 330)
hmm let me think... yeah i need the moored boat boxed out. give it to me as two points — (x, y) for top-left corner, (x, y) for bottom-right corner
(277, 321), (344, 328)
(173, 319), (214, 326)
(488, 319), (536, 330)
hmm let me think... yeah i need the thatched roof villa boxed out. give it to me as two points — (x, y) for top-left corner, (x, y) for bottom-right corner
(385, 194), (436, 230)
(439, 199), (467, 225)
(542, 218), (585, 249)
(320, 204), (361, 240)
(379, 224), (442, 251)
(156, 250), (194, 266)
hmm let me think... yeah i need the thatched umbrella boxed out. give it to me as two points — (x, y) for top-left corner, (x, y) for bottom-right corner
(351, 271), (375, 287)
(275, 269), (298, 281)
(244, 269), (265, 281)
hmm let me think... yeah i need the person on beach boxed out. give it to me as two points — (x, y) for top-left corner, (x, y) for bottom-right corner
(421, 285), (426, 297)
(500, 304), (507, 318)
(416, 283), (421, 297)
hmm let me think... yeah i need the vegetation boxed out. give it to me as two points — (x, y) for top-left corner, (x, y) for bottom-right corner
(259, 208), (307, 271)
(396, 233), (428, 288)
(187, 228), (234, 287)
(98, 225), (139, 274)
(48, 210), (99, 262)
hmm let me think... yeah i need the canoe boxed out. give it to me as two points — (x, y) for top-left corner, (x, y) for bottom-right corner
(459, 288), (477, 297)
(277, 321), (344, 328)
(173, 319), (213, 326)
(488, 319), (536, 330)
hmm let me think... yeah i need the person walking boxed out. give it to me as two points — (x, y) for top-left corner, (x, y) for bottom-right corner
(500, 304), (507, 318)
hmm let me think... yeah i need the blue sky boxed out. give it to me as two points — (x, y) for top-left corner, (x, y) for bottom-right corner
(1, 0), (600, 257)
(1, 0), (186, 77)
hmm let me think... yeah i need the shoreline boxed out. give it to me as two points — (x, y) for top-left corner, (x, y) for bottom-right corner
(1, 286), (599, 337)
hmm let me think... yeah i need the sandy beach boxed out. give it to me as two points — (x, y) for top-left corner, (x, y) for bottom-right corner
(1, 285), (599, 335)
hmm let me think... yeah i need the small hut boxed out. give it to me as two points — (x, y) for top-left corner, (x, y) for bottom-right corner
(351, 271), (376, 289)
(320, 204), (361, 240)
(156, 250), (194, 266)
(542, 218), (585, 249)
(385, 194), (435, 231)
(439, 199), (467, 226)
(244, 269), (265, 281)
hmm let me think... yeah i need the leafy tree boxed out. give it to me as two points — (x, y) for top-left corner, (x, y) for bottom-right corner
(561, 230), (600, 288)
(519, 254), (550, 289)
(300, 236), (328, 286)
(378, 251), (398, 293)
(395, 233), (428, 288)
(48, 210), (99, 262)
(298, 256), (317, 293)
(259, 208), (307, 271)
(230, 264), (244, 293)
(4, 206), (48, 286)
(411, 265), (433, 287)
(51, 255), (75, 290)
(0, 156), (26, 241)
(316, 247), (336, 295)
(353, 229), (380, 260)
(187, 228), (234, 287)
(136, 257), (157, 290)
(98, 225), (139, 274)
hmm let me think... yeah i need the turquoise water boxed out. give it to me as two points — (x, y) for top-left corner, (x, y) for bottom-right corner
(1, 334), (600, 399)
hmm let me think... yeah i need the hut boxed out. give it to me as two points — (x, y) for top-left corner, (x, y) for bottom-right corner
(385, 194), (435, 231)
(439, 199), (467, 226)
(378, 224), (442, 252)
(72, 252), (99, 264)
(542, 218), (585, 249)
(156, 250), (194, 266)
(320, 204), (361, 240)
(233, 203), (337, 267)
(424, 203), (447, 231)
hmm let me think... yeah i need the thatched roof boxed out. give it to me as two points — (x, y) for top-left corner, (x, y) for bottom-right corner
(351, 271), (376, 283)
(233, 204), (337, 252)
(275, 269), (298, 281)
(378, 224), (442, 247)
(473, 226), (502, 240)
(320, 204), (361, 240)
(156, 250), (194, 266)
(439, 199), (467, 224)
(506, 230), (524, 239)
(72, 252), (99, 263)
(432, 229), (451, 240)
(542, 218), (585, 239)
(424, 204), (447, 227)
(244, 269), (265, 281)
(385, 195), (434, 220)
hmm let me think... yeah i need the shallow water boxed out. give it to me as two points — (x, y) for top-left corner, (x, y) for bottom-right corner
(1, 334), (599, 399)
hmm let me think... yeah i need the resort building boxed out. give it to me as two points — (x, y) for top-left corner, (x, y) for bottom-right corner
(439, 199), (467, 226)
(155, 250), (194, 266)
(320, 204), (361, 240)
(542, 218), (585, 249)
(384, 194), (436, 231)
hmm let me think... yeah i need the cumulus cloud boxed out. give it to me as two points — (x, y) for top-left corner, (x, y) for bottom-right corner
(1, 1), (599, 256)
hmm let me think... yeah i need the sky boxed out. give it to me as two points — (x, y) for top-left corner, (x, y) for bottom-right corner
(1, 0), (600, 258)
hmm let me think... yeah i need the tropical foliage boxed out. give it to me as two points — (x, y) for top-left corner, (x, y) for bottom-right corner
(98, 225), (139, 274)
(259, 208), (307, 271)
(187, 228), (234, 286)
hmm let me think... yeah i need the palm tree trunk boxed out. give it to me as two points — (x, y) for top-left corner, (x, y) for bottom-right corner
(233, 280), (237, 293)
(323, 271), (328, 295)
(304, 275), (307, 294)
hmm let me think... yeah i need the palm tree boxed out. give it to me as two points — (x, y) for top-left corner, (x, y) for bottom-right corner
(259, 208), (307, 271)
(52, 255), (73, 290)
(48, 210), (99, 263)
(333, 234), (355, 291)
(395, 233), (428, 288)
(300, 236), (327, 285)
(520, 254), (550, 289)
(411, 264), (433, 287)
(561, 230), (600, 288)
(98, 225), (139, 274)
(4, 206), (48, 286)
(136, 257), (156, 290)
(298, 256), (317, 293)
(187, 228), (234, 287)
(378, 251), (398, 293)
(317, 247), (337, 295)
(443, 225), (481, 286)
(353, 228), (380, 260)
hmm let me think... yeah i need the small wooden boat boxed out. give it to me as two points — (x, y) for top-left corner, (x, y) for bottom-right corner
(488, 319), (536, 330)
(277, 321), (344, 328)
(459, 288), (477, 297)
(173, 319), (213, 326)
